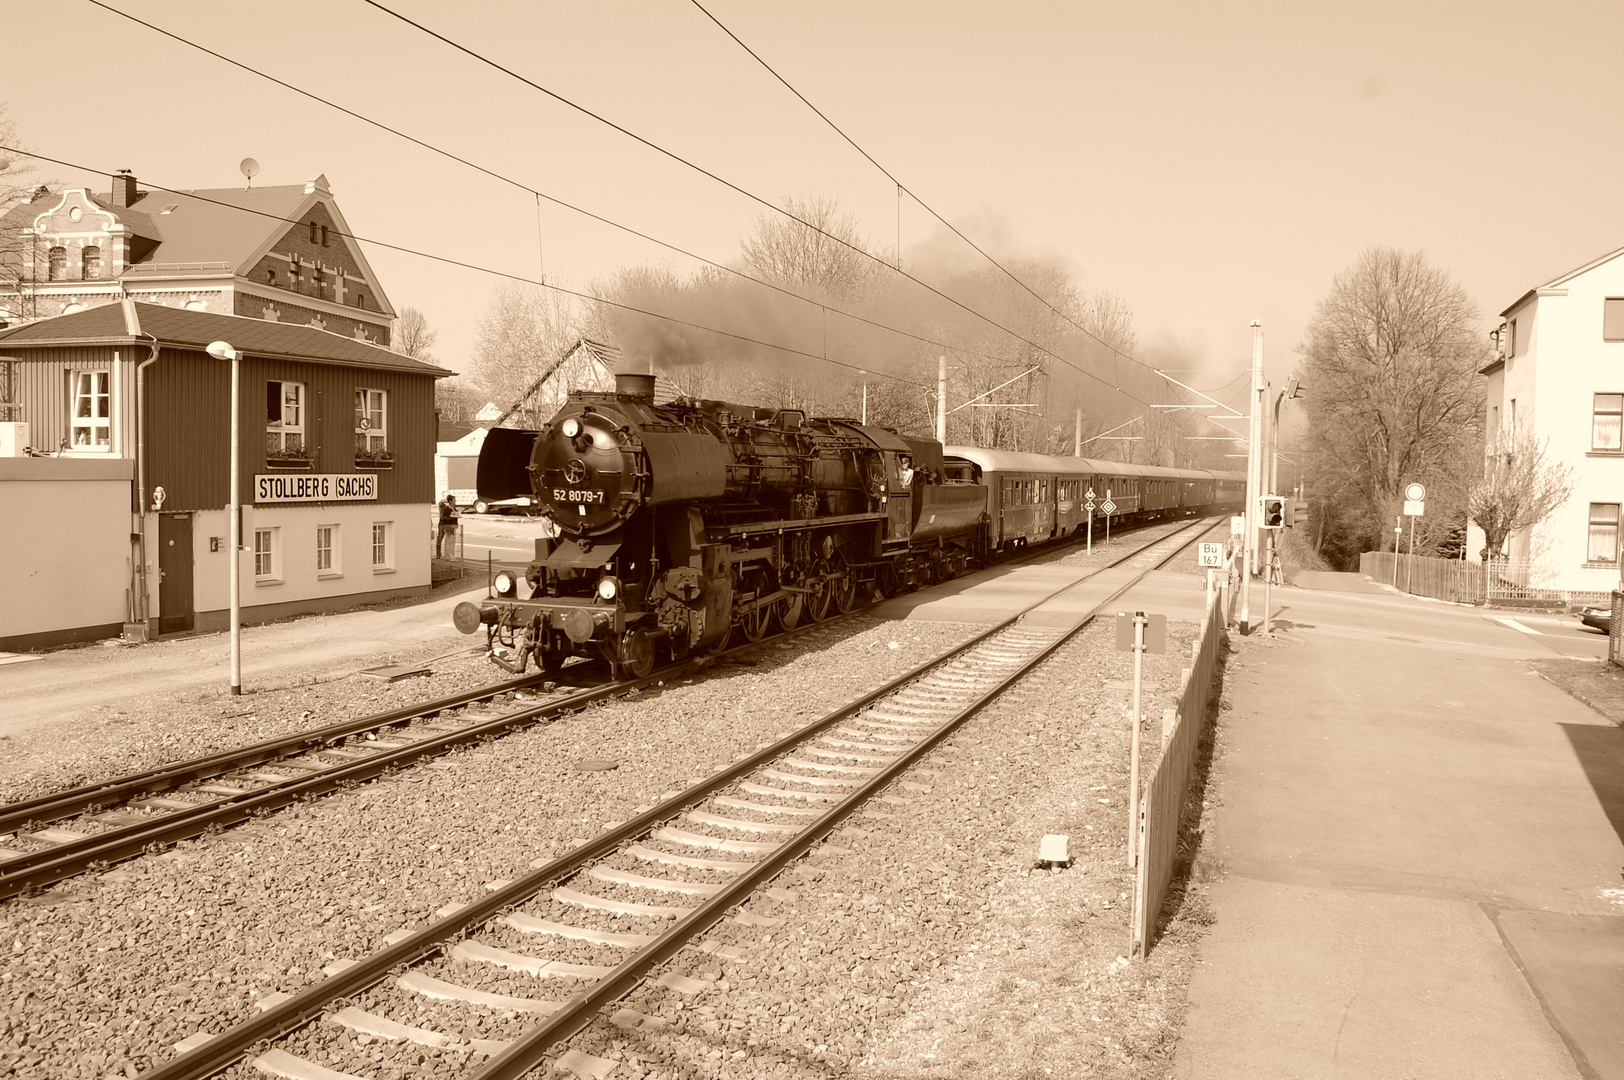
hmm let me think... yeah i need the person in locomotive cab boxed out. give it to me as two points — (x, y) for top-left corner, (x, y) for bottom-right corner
(898, 454), (915, 488)
(436, 493), (460, 559)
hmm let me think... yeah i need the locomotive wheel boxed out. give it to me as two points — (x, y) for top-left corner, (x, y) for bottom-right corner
(739, 594), (773, 642)
(620, 628), (656, 680)
(806, 562), (834, 622)
(831, 560), (857, 615)
(779, 591), (804, 631)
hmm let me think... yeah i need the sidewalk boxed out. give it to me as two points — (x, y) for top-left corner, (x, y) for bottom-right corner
(1173, 584), (1624, 1079)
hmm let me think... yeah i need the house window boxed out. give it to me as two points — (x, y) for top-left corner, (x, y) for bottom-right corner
(355, 291), (366, 310)
(316, 524), (340, 576)
(1594, 395), (1623, 451)
(69, 370), (110, 448)
(309, 220), (318, 244)
(266, 269), (277, 286)
(1507, 318), (1519, 358)
(47, 246), (67, 281)
(355, 388), (387, 453)
(82, 246), (101, 280)
(254, 527), (280, 581)
(1588, 504), (1620, 564)
(320, 225), (329, 247)
(266, 380), (305, 453)
(371, 521), (393, 571)
(1605, 299), (1624, 342)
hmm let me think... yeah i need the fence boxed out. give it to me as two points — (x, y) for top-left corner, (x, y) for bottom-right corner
(1358, 551), (1613, 609)
(1131, 588), (1225, 958)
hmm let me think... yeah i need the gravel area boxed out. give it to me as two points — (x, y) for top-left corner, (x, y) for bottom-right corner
(0, 521), (1231, 1079)
(0, 615), (979, 1078)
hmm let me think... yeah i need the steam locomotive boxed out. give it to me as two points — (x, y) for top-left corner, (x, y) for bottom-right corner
(453, 372), (1242, 677)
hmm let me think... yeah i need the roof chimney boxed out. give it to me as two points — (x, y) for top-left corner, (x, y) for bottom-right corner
(112, 170), (138, 208)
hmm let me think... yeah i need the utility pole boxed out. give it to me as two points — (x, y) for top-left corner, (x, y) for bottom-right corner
(1239, 321), (1263, 635)
(936, 355), (947, 444)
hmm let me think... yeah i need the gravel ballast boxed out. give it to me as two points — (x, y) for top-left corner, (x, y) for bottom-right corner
(0, 521), (1230, 1079)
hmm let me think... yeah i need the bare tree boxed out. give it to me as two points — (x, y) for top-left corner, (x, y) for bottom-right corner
(471, 284), (581, 429)
(741, 194), (877, 307)
(1298, 247), (1487, 568)
(434, 377), (486, 428)
(396, 306), (437, 360)
(0, 105), (44, 324)
(1468, 425), (1574, 567)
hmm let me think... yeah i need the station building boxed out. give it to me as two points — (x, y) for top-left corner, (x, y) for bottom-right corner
(0, 171), (394, 345)
(1479, 244), (1624, 591)
(0, 302), (449, 651)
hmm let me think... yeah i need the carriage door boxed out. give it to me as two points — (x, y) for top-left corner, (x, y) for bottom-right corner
(158, 513), (195, 635)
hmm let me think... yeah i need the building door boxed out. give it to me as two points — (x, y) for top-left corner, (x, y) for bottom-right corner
(158, 513), (194, 635)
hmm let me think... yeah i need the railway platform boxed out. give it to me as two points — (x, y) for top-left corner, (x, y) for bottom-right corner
(1168, 573), (1624, 1080)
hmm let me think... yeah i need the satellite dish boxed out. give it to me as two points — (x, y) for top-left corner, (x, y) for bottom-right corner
(240, 157), (259, 188)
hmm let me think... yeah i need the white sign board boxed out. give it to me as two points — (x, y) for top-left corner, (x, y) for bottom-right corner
(1403, 499), (1424, 516)
(1404, 482), (1426, 501)
(255, 473), (379, 503)
(1198, 542), (1225, 567)
(1230, 515), (1245, 538)
(1100, 499), (1117, 515)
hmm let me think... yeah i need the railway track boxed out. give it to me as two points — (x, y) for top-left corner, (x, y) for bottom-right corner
(141, 516), (1218, 1080)
(0, 515), (1204, 902)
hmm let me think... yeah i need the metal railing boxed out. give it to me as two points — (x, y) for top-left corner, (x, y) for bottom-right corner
(1359, 551), (1614, 609)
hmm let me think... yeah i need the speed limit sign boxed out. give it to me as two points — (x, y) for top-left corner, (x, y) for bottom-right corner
(1404, 482), (1425, 501)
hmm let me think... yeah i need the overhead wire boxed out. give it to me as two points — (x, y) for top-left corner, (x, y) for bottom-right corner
(686, 0), (1250, 425)
(79, 0), (1168, 412)
(354, 0), (1235, 422)
(0, 143), (933, 390)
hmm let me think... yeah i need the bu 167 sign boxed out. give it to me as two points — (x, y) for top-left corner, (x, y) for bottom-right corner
(1197, 542), (1225, 567)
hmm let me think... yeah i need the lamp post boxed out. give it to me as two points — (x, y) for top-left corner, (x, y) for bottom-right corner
(206, 340), (243, 695)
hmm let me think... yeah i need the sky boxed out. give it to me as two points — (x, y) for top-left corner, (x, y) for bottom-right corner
(3, 0), (1622, 419)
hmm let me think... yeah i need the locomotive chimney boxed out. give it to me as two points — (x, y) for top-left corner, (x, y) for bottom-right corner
(616, 372), (656, 402)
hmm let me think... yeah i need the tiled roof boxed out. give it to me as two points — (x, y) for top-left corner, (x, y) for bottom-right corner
(0, 302), (449, 377)
(117, 184), (311, 275)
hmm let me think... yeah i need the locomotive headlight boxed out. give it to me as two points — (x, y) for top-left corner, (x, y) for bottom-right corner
(561, 417), (582, 438)
(493, 571), (518, 598)
(596, 576), (620, 602)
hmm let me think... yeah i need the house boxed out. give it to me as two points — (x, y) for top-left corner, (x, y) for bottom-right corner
(0, 171), (394, 346)
(0, 302), (449, 651)
(1477, 244), (1624, 591)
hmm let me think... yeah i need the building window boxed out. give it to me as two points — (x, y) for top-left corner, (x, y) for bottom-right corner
(266, 380), (305, 453)
(1594, 395), (1623, 451)
(69, 370), (110, 448)
(371, 521), (393, 571)
(355, 291), (366, 310)
(309, 220), (318, 244)
(1508, 318), (1519, 358)
(1588, 504), (1620, 564)
(355, 388), (387, 453)
(82, 246), (101, 280)
(47, 246), (67, 281)
(266, 269), (277, 286)
(316, 524), (340, 576)
(1606, 299), (1624, 342)
(320, 225), (329, 247)
(254, 527), (280, 581)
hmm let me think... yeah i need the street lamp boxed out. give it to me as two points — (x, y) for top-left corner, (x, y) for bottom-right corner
(206, 340), (243, 695)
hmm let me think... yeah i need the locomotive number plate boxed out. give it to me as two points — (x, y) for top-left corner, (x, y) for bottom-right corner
(554, 489), (607, 504)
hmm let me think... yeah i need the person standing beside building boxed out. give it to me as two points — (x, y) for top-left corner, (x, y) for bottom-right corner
(437, 493), (460, 559)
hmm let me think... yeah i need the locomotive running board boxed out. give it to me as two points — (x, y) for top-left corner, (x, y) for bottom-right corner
(722, 510), (886, 538)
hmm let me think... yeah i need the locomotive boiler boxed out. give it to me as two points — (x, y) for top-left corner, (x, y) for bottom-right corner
(453, 373), (988, 677)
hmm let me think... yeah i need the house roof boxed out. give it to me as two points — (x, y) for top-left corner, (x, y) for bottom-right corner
(1501, 242), (1624, 317)
(3, 178), (397, 318)
(0, 302), (450, 377)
